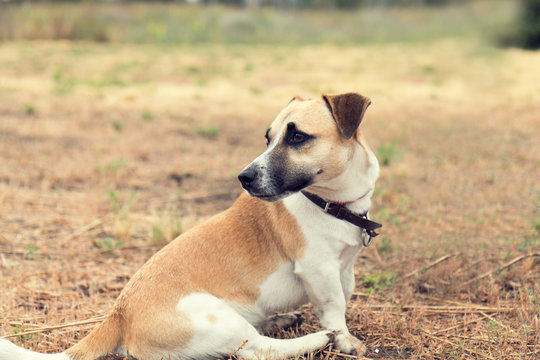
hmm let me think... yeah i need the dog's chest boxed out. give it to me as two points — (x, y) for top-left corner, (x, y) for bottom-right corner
(252, 198), (365, 313)
(284, 193), (367, 275)
(286, 195), (365, 250)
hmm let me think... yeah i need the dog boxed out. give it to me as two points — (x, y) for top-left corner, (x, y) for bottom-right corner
(0, 92), (381, 360)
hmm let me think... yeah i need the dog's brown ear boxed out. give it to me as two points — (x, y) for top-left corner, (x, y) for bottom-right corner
(322, 93), (371, 139)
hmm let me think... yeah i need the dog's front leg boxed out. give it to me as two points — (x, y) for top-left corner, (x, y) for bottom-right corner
(294, 261), (366, 356)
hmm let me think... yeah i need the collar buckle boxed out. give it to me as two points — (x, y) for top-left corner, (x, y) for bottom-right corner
(362, 229), (379, 247)
(323, 202), (331, 213)
(301, 191), (383, 245)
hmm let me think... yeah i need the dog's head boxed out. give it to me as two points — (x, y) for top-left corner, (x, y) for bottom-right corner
(238, 92), (378, 203)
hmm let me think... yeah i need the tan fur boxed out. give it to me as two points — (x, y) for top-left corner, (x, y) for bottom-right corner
(288, 95), (305, 104)
(65, 314), (123, 360)
(355, 130), (373, 157)
(270, 98), (338, 139)
(65, 194), (305, 359)
(205, 314), (217, 324)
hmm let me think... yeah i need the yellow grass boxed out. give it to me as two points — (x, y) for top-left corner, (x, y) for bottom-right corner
(0, 38), (538, 359)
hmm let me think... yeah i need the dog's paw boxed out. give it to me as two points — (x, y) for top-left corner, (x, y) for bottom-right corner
(326, 331), (335, 343)
(332, 330), (366, 356)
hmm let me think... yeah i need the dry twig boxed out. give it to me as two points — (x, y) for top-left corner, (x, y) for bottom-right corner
(322, 350), (364, 359)
(479, 311), (519, 336)
(423, 331), (495, 360)
(60, 217), (104, 245)
(404, 252), (460, 278)
(459, 253), (540, 288)
(231, 339), (248, 357)
(363, 304), (513, 313)
(2, 315), (106, 339)
(432, 316), (482, 335)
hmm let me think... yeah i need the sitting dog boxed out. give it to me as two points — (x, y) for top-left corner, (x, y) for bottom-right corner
(0, 92), (381, 360)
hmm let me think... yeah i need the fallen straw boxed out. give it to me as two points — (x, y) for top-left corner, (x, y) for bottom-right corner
(2, 315), (106, 339)
(459, 252), (539, 288)
(404, 252), (460, 278)
(422, 331), (495, 360)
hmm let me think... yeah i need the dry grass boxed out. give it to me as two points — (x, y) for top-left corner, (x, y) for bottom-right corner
(0, 37), (539, 359)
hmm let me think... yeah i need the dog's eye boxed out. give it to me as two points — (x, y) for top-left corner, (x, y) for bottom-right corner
(292, 132), (306, 143)
(265, 128), (271, 146)
(284, 124), (313, 147)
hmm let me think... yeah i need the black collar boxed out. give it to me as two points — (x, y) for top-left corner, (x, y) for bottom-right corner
(301, 191), (382, 241)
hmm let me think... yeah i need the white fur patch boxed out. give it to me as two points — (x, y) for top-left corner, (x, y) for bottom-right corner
(256, 262), (308, 315)
(175, 293), (260, 359)
(175, 293), (331, 360)
(0, 339), (70, 360)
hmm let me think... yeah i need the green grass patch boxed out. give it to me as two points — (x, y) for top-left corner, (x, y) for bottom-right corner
(376, 236), (394, 256)
(23, 103), (36, 116)
(141, 110), (154, 122)
(361, 271), (397, 292)
(53, 67), (75, 95)
(108, 189), (135, 215)
(377, 141), (402, 166)
(12, 326), (35, 343)
(96, 158), (127, 173)
(518, 231), (538, 252)
(97, 237), (124, 254)
(195, 124), (220, 138)
(108, 189), (136, 239)
(25, 244), (39, 260)
(104, 158), (127, 172)
(111, 120), (123, 132)
(185, 65), (202, 75)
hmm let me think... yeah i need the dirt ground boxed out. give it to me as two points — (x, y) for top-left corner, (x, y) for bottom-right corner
(0, 39), (538, 359)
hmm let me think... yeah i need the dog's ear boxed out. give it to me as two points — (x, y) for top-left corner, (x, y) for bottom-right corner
(322, 93), (371, 139)
(288, 95), (305, 105)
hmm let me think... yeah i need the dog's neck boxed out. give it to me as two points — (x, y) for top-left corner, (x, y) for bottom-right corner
(303, 142), (379, 215)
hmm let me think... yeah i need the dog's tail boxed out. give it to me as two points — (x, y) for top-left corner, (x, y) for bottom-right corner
(0, 339), (69, 360)
(0, 314), (123, 360)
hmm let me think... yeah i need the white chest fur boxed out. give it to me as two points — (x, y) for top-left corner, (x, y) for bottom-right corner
(284, 192), (366, 264)
(241, 193), (366, 325)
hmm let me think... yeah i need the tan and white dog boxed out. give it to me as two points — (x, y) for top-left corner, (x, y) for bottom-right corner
(0, 92), (380, 360)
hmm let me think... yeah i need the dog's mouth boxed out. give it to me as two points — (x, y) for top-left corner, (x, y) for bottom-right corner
(246, 178), (313, 202)
(253, 194), (283, 202)
(289, 178), (312, 193)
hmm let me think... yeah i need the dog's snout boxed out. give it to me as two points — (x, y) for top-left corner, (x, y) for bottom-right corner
(238, 168), (258, 188)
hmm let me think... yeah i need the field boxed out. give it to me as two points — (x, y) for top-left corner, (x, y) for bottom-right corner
(0, 2), (539, 360)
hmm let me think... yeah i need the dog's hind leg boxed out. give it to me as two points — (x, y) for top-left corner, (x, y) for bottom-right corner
(177, 293), (331, 359)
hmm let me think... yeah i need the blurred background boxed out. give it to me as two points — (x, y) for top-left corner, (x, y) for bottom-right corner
(0, 1), (538, 359)
(1, 0), (539, 47)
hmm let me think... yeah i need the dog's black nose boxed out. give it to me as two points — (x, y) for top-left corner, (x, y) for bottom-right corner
(238, 169), (257, 188)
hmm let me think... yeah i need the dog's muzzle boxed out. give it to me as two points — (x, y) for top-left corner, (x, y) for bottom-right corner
(238, 167), (279, 199)
(238, 168), (258, 190)
(237, 166), (287, 202)
(238, 161), (313, 202)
